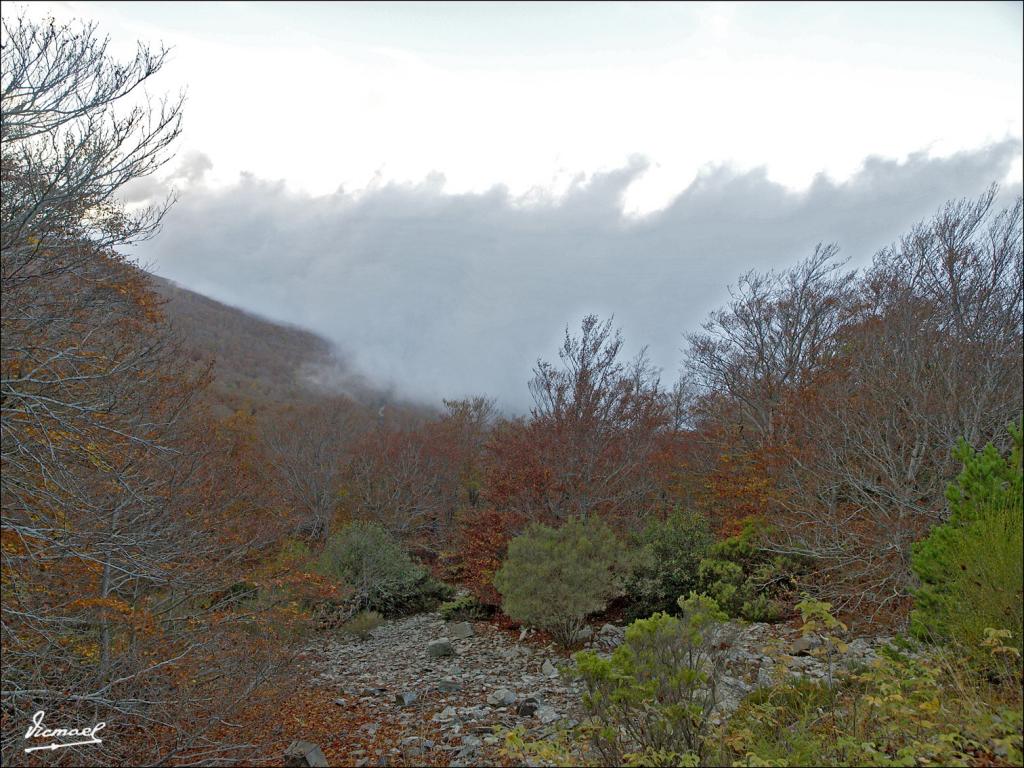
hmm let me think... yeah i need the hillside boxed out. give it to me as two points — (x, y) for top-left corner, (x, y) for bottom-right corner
(151, 274), (376, 415)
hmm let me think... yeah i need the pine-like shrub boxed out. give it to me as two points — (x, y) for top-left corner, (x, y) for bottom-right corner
(493, 517), (627, 647)
(697, 517), (799, 622)
(911, 422), (1024, 665)
(439, 592), (492, 622)
(318, 521), (452, 616)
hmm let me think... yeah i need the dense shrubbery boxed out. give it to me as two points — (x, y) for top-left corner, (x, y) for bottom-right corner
(724, 642), (1022, 767)
(911, 422), (1024, 666)
(504, 594), (1023, 768)
(494, 517), (627, 646)
(622, 508), (713, 621)
(573, 593), (733, 765)
(318, 521), (453, 617)
(439, 592), (492, 622)
(696, 517), (798, 622)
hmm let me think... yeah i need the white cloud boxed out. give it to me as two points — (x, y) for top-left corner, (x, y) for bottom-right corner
(131, 142), (1022, 413)
(8, 2), (1021, 409)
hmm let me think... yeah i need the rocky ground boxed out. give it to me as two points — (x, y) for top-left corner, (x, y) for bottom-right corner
(306, 613), (585, 766)
(296, 613), (897, 767)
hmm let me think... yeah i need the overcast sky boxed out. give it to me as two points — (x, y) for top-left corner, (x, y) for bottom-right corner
(12, 1), (1024, 411)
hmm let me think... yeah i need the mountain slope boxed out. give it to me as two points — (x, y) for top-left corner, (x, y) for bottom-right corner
(150, 275), (370, 415)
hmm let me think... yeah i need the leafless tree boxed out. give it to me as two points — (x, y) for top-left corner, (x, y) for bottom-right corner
(2, 14), (291, 766)
(681, 191), (1021, 616)
(262, 398), (366, 540)
(778, 188), (1023, 613)
(525, 314), (672, 525)
(341, 397), (497, 554)
(685, 244), (858, 446)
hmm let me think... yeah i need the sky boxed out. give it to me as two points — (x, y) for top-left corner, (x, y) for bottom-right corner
(8, 1), (1024, 411)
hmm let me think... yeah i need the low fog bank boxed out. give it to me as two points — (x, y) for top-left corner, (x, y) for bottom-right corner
(130, 140), (1022, 412)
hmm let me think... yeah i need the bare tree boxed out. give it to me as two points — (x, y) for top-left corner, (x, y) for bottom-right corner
(681, 191), (1021, 616)
(522, 314), (671, 525)
(685, 244), (858, 446)
(1, 14), (183, 276)
(2, 14), (293, 766)
(779, 188), (1023, 613)
(262, 398), (365, 540)
(341, 397), (497, 556)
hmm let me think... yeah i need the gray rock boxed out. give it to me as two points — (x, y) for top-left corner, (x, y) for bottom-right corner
(436, 676), (462, 692)
(716, 676), (754, 714)
(845, 637), (873, 657)
(757, 663), (779, 687)
(358, 722), (380, 737)
(486, 687), (517, 706)
(284, 740), (329, 768)
(428, 638), (455, 657)
(791, 635), (821, 656)
(574, 626), (593, 643)
(400, 736), (433, 758)
(536, 705), (560, 724)
(595, 625), (626, 649)
(433, 705), (458, 722)
(541, 658), (558, 677)
(394, 691), (417, 707)
(450, 621), (474, 640)
(453, 743), (480, 767)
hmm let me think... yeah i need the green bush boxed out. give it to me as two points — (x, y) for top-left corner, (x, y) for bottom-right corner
(623, 508), (713, 621)
(573, 593), (732, 766)
(494, 517), (628, 647)
(696, 517), (798, 622)
(911, 422), (1024, 666)
(439, 592), (492, 622)
(502, 599), (1022, 768)
(318, 521), (453, 617)
(722, 644), (1023, 767)
(341, 609), (383, 640)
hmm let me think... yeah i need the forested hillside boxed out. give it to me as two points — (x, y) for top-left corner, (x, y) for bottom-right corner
(1, 11), (1021, 768)
(151, 275), (400, 416)
(153, 275), (338, 411)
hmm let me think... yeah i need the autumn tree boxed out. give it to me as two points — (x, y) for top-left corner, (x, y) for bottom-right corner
(262, 397), (366, 540)
(682, 188), (1023, 616)
(521, 314), (672, 525)
(344, 396), (495, 556)
(779, 188), (1023, 612)
(345, 424), (449, 543)
(1, 14), (298, 765)
(685, 243), (858, 447)
(457, 316), (673, 603)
